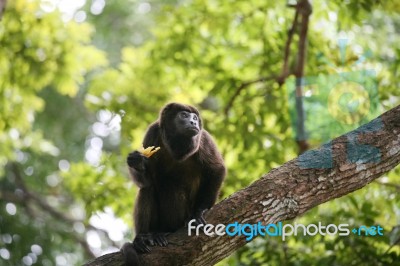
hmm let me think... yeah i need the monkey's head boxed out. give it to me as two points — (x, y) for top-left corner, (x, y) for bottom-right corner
(160, 103), (202, 138)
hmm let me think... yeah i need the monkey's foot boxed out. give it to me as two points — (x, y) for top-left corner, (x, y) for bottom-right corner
(148, 232), (169, 247)
(133, 233), (169, 253)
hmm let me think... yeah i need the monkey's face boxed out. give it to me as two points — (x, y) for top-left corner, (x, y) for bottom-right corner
(174, 110), (200, 137)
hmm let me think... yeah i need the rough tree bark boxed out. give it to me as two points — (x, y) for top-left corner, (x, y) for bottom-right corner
(84, 104), (400, 266)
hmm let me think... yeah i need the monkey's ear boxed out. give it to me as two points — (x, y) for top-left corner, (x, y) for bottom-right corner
(159, 103), (176, 118)
(159, 103), (177, 128)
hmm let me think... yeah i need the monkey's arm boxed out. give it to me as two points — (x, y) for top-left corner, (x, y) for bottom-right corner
(127, 123), (160, 188)
(127, 151), (151, 188)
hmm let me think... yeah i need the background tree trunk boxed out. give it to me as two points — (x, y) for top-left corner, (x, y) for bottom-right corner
(0, 0), (7, 19)
(84, 104), (400, 266)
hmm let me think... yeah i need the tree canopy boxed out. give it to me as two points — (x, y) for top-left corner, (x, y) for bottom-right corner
(0, 0), (399, 265)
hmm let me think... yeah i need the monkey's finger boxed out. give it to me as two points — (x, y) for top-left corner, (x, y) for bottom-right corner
(154, 237), (164, 246)
(147, 238), (155, 246)
(139, 243), (151, 253)
(133, 239), (151, 253)
(156, 235), (168, 246)
(151, 235), (160, 246)
(140, 245), (151, 253)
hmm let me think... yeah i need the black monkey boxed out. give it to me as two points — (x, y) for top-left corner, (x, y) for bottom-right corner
(122, 103), (226, 265)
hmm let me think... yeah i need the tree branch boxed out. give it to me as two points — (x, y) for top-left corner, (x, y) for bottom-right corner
(384, 230), (400, 255)
(224, 76), (275, 116)
(10, 163), (79, 224)
(8, 163), (97, 258)
(85, 104), (400, 265)
(277, 9), (299, 85)
(8, 164), (121, 258)
(293, 0), (312, 154)
(223, 6), (300, 115)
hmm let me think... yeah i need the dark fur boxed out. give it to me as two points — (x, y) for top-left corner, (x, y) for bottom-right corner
(122, 103), (226, 265)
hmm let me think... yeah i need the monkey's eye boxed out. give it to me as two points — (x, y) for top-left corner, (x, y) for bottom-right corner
(193, 115), (198, 121)
(180, 111), (190, 118)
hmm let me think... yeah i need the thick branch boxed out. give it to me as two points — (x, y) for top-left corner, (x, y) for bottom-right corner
(85, 104), (400, 266)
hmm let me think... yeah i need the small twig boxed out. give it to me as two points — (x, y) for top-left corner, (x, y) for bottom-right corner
(374, 180), (400, 190)
(0, 190), (36, 217)
(223, 1), (308, 117)
(224, 76), (275, 115)
(383, 234), (400, 256)
(277, 9), (300, 85)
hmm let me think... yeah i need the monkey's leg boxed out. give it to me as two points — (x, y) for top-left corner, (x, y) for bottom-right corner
(133, 187), (168, 252)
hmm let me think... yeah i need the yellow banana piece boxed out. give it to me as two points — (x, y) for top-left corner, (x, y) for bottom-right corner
(139, 146), (161, 158)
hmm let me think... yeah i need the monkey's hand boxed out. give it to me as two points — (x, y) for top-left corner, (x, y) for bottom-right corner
(127, 151), (154, 188)
(127, 151), (147, 172)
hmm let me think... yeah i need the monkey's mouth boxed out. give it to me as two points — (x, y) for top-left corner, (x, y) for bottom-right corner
(186, 126), (200, 135)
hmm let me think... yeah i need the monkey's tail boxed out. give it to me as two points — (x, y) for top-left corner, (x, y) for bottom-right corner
(121, 242), (140, 266)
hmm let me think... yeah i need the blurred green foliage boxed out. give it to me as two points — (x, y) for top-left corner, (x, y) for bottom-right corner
(0, 0), (399, 265)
